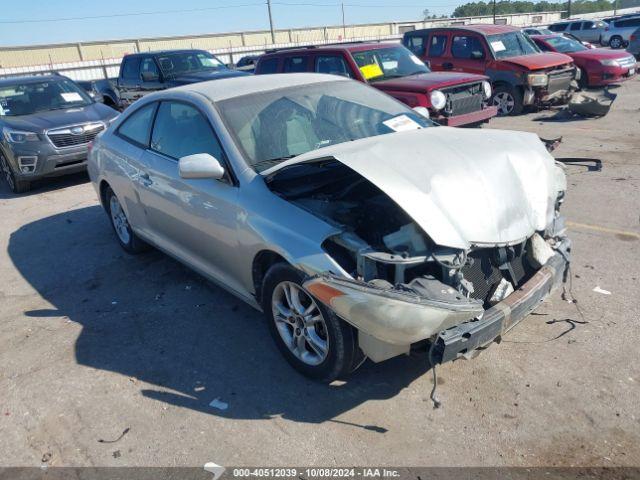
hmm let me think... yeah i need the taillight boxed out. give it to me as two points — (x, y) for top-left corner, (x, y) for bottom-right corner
(605, 26), (609, 31)
(631, 34), (637, 41)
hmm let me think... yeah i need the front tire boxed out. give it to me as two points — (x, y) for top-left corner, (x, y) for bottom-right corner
(609, 35), (623, 49)
(105, 187), (149, 254)
(0, 153), (30, 193)
(492, 84), (524, 116)
(262, 263), (360, 382)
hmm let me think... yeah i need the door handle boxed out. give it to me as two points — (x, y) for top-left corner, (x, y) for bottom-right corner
(139, 172), (153, 187)
(442, 62), (454, 70)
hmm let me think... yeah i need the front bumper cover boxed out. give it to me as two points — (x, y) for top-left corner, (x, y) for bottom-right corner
(436, 237), (570, 363)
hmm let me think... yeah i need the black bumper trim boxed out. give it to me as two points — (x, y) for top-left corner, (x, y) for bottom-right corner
(436, 243), (569, 364)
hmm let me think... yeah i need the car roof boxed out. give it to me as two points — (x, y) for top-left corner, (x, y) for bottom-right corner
(0, 74), (65, 87)
(407, 24), (519, 36)
(263, 42), (397, 56)
(174, 73), (350, 102)
(123, 49), (209, 58)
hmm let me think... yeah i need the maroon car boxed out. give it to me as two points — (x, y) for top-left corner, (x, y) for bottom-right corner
(255, 43), (497, 127)
(531, 34), (637, 87)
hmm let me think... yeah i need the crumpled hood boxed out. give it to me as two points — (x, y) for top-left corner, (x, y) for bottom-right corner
(502, 52), (573, 70)
(264, 127), (564, 250)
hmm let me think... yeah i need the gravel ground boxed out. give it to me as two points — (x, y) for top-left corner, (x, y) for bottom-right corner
(0, 78), (638, 469)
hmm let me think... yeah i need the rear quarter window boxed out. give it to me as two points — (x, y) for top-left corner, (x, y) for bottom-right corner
(116, 102), (157, 146)
(257, 57), (279, 74)
(121, 57), (141, 80)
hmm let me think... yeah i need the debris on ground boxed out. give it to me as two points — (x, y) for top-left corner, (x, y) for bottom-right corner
(112, 450), (121, 458)
(98, 427), (130, 444)
(41, 452), (52, 463)
(568, 89), (617, 117)
(209, 398), (228, 411)
(593, 286), (612, 295)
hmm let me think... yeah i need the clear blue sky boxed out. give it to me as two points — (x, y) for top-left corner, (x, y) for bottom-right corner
(0, 0), (464, 47)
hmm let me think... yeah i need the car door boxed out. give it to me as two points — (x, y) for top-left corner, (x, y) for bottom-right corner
(137, 100), (243, 292)
(424, 32), (450, 71)
(118, 56), (142, 108)
(448, 33), (488, 74)
(138, 56), (165, 96)
(569, 21), (584, 41)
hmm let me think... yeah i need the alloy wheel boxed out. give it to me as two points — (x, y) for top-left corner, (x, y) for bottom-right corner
(271, 281), (329, 366)
(493, 92), (515, 116)
(109, 194), (131, 245)
(610, 36), (622, 49)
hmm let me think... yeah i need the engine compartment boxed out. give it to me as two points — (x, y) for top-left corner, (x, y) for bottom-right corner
(267, 159), (541, 308)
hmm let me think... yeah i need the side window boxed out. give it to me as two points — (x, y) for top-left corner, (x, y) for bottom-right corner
(121, 57), (141, 80)
(451, 35), (485, 59)
(117, 102), (157, 146)
(629, 19), (640, 27)
(258, 57), (279, 74)
(549, 23), (567, 32)
(283, 56), (308, 73)
(406, 36), (425, 55)
(536, 41), (551, 52)
(583, 21), (595, 29)
(150, 102), (223, 161)
(428, 35), (448, 57)
(314, 55), (352, 77)
(140, 57), (160, 80)
(570, 22), (582, 31)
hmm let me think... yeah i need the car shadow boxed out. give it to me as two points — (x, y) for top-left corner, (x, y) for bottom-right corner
(0, 171), (90, 199)
(9, 206), (429, 430)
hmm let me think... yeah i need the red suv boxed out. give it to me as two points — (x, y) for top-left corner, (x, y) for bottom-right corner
(254, 43), (497, 127)
(403, 25), (578, 116)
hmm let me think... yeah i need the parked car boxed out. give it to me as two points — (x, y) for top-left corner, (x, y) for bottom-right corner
(627, 27), (640, 58)
(256, 43), (497, 126)
(77, 79), (121, 110)
(601, 16), (640, 49)
(403, 25), (578, 116)
(116, 49), (249, 108)
(531, 34), (637, 87)
(236, 55), (260, 73)
(88, 73), (570, 381)
(547, 19), (607, 44)
(0, 74), (119, 193)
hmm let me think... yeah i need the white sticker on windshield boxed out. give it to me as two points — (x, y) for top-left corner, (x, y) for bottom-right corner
(383, 115), (422, 132)
(409, 54), (424, 65)
(382, 61), (398, 69)
(61, 92), (83, 102)
(491, 40), (506, 52)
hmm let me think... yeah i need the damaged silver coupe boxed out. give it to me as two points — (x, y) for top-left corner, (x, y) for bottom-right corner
(89, 74), (570, 382)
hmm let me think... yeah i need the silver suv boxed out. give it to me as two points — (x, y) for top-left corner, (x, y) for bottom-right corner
(627, 26), (640, 57)
(602, 16), (640, 49)
(548, 19), (607, 44)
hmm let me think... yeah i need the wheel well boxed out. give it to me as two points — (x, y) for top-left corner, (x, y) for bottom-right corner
(252, 250), (287, 304)
(99, 180), (111, 210)
(103, 96), (116, 107)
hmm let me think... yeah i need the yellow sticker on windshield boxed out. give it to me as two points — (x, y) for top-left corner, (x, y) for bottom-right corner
(359, 63), (384, 80)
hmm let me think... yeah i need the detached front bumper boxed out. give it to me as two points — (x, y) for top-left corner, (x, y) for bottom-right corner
(305, 237), (571, 363)
(436, 105), (498, 127)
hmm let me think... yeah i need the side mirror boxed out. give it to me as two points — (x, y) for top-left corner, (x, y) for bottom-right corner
(412, 106), (430, 119)
(141, 71), (159, 82)
(179, 153), (225, 180)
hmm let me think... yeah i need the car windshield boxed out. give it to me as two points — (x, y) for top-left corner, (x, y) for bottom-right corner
(217, 80), (434, 172)
(546, 36), (588, 53)
(0, 78), (93, 116)
(350, 46), (430, 82)
(157, 51), (228, 77)
(487, 31), (540, 58)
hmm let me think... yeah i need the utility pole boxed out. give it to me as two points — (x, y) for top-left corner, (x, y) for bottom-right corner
(613, 0), (617, 16)
(567, 0), (572, 18)
(493, 0), (496, 24)
(266, 0), (275, 44)
(342, 3), (347, 40)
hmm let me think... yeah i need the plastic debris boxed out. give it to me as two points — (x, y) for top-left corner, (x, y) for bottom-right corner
(209, 398), (228, 410)
(204, 462), (226, 480)
(568, 88), (617, 117)
(592, 286), (611, 295)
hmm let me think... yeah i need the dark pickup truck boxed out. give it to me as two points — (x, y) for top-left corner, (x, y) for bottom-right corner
(116, 49), (248, 108)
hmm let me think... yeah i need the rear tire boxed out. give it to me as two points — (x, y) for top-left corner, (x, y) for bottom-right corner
(261, 263), (360, 382)
(0, 153), (30, 193)
(609, 36), (623, 49)
(105, 186), (149, 254)
(492, 84), (524, 116)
